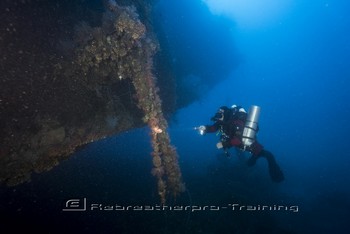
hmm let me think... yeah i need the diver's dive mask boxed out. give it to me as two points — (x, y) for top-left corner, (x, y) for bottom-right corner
(211, 108), (225, 122)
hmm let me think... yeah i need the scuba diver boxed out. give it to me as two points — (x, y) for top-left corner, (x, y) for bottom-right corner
(196, 105), (284, 183)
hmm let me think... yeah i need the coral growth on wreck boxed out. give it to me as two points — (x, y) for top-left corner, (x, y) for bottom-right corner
(0, 0), (183, 202)
(74, 0), (184, 203)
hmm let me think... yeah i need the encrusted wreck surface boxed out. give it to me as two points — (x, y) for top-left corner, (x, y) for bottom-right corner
(0, 0), (177, 187)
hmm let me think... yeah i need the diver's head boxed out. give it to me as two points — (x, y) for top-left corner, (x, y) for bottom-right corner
(211, 106), (229, 122)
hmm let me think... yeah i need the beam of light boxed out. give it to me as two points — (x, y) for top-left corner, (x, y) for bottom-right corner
(202, 0), (292, 29)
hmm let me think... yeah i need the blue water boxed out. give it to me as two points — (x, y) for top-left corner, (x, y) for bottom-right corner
(1, 0), (350, 233)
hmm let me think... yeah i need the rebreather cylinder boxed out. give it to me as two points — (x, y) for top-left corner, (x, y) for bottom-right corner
(242, 105), (261, 148)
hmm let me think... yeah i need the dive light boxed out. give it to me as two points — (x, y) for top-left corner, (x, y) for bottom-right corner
(194, 126), (206, 135)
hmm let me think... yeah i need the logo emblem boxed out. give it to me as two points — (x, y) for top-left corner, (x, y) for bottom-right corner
(62, 198), (87, 211)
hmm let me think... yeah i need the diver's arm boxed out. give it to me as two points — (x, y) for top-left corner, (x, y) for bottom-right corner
(204, 124), (218, 133)
(195, 124), (218, 135)
(196, 121), (219, 132)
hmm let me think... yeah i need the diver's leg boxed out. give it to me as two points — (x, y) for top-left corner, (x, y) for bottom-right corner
(260, 150), (285, 182)
(246, 141), (264, 166)
(246, 141), (284, 182)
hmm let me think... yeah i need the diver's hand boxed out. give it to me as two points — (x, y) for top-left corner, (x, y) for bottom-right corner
(196, 125), (206, 135)
(216, 142), (223, 149)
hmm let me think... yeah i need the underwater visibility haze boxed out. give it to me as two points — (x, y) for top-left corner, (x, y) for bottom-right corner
(1, 0), (350, 233)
